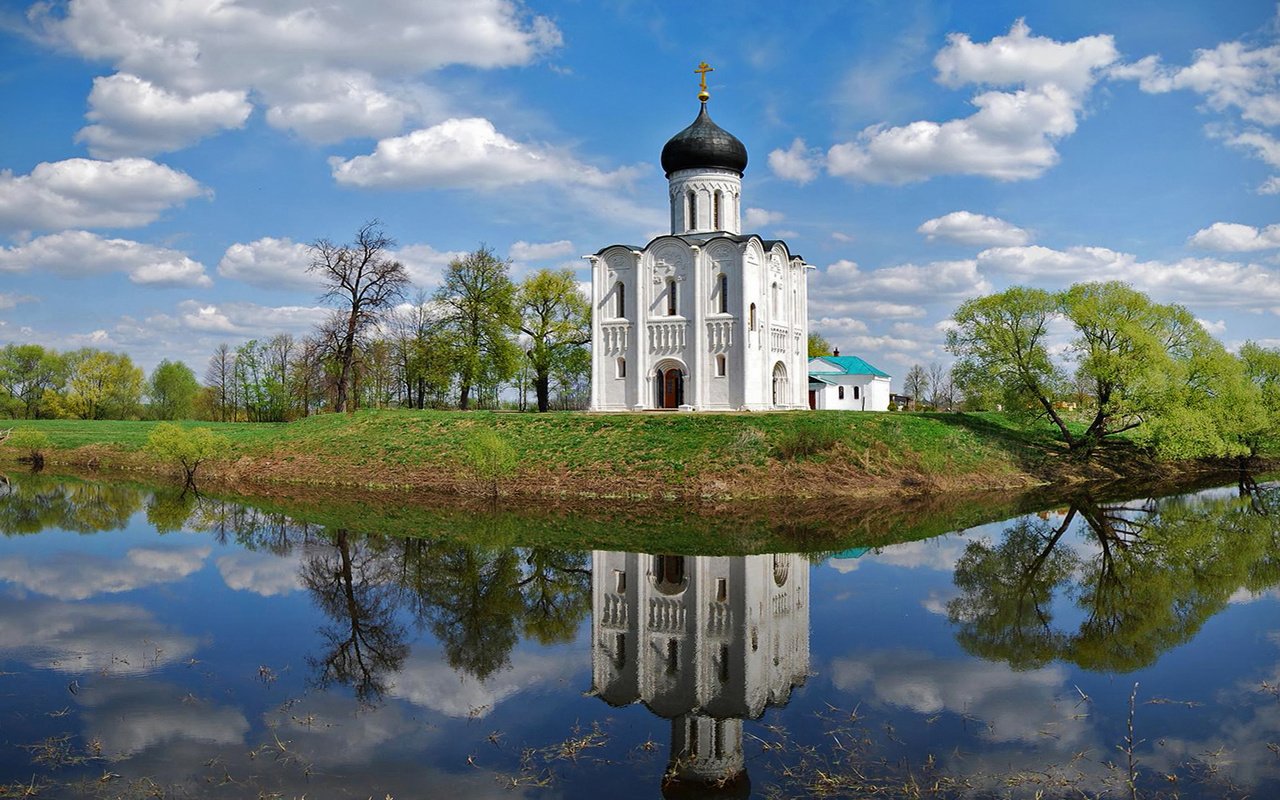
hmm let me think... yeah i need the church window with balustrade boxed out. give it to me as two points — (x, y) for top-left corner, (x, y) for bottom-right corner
(614, 281), (625, 318)
(667, 278), (677, 316)
(717, 272), (728, 313)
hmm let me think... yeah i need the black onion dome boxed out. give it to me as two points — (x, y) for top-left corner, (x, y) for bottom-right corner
(660, 103), (748, 177)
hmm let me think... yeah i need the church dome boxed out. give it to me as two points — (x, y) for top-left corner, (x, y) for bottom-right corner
(660, 103), (748, 177)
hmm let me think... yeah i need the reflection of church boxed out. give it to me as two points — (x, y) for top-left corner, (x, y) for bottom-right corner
(590, 551), (810, 796)
(587, 62), (811, 411)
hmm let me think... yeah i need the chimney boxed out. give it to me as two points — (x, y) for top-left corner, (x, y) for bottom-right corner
(833, 347), (840, 357)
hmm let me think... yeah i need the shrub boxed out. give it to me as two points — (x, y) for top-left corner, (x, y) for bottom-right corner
(144, 423), (230, 485)
(463, 427), (519, 498)
(5, 428), (50, 469)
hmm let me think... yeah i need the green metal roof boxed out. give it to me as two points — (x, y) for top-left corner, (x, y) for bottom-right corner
(808, 355), (891, 378)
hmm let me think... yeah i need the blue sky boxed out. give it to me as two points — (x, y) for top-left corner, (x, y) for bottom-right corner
(0, 0), (1277, 379)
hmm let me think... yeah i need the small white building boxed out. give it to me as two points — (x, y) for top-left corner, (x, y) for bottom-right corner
(807, 353), (892, 411)
(588, 69), (811, 411)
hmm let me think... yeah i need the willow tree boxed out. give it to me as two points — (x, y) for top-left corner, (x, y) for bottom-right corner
(308, 220), (408, 413)
(518, 268), (589, 412)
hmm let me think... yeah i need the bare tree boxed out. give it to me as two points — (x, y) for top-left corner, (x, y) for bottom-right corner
(204, 343), (234, 421)
(308, 221), (409, 413)
(927, 362), (951, 410)
(903, 363), (929, 408)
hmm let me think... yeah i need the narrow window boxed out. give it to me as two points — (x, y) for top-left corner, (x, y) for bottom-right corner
(715, 354), (726, 377)
(838, 386), (845, 400)
(688, 191), (697, 230)
(715, 577), (727, 602)
(615, 281), (625, 318)
(718, 272), (728, 313)
(666, 639), (679, 674)
(667, 279), (677, 316)
(719, 644), (729, 683)
(688, 719), (698, 755)
(749, 303), (757, 330)
(772, 282), (780, 314)
(854, 386), (861, 400)
(617, 357), (626, 378)
(614, 569), (627, 593)
(714, 720), (725, 758)
(615, 632), (626, 668)
(714, 191), (722, 229)
(751, 627), (758, 652)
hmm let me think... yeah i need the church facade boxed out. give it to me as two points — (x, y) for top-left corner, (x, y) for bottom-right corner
(588, 70), (811, 411)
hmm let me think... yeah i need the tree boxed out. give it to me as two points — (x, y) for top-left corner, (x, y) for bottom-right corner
(204, 344), (235, 421)
(56, 349), (144, 420)
(903, 364), (928, 407)
(463, 427), (519, 498)
(147, 360), (199, 420)
(309, 220), (409, 412)
(0, 344), (66, 419)
(807, 332), (832, 358)
(518, 269), (590, 412)
(144, 423), (230, 486)
(1239, 341), (1280, 456)
(434, 246), (520, 410)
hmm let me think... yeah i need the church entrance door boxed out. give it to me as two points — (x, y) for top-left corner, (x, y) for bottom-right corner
(808, 390), (816, 410)
(657, 368), (684, 409)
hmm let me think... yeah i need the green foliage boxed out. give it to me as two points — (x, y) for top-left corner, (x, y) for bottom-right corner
(5, 427), (50, 466)
(0, 343), (67, 419)
(807, 332), (832, 358)
(518, 268), (590, 412)
(148, 359), (199, 420)
(462, 426), (520, 497)
(144, 423), (231, 484)
(1241, 341), (1280, 455)
(434, 246), (521, 409)
(771, 424), (841, 459)
(52, 349), (145, 420)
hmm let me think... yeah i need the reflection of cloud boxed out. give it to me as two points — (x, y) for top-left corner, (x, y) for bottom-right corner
(831, 650), (1084, 745)
(827, 532), (989, 574)
(216, 551), (303, 597)
(389, 646), (577, 718)
(0, 598), (196, 674)
(78, 679), (249, 758)
(0, 545), (209, 600)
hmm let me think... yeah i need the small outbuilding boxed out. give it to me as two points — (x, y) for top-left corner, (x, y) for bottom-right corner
(807, 352), (891, 411)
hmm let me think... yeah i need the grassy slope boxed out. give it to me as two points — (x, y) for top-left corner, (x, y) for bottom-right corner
(0, 409), (1214, 501)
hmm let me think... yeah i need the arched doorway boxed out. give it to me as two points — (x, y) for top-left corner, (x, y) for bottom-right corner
(772, 362), (789, 407)
(654, 362), (685, 409)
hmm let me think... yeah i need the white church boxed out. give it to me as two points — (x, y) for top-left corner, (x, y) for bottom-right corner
(588, 65), (812, 411)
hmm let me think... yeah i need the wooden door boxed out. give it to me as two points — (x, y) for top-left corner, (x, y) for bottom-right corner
(662, 369), (682, 408)
(808, 390), (816, 410)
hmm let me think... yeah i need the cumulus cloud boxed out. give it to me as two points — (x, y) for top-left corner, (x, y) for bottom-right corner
(0, 158), (207, 232)
(1112, 41), (1280, 127)
(0, 292), (36, 311)
(29, 0), (562, 148)
(78, 679), (249, 758)
(509, 239), (574, 261)
(0, 231), (212, 288)
(388, 647), (578, 718)
(173, 299), (327, 335)
(216, 551), (304, 597)
(217, 237), (315, 291)
(975, 244), (1280, 309)
(1188, 222), (1280, 251)
(330, 117), (641, 190)
(0, 546), (211, 601)
(918, 211), (1031, 246)
(827, 20), (1118, 184)
(744, 207), (784, 229)
(767, 138), (821, 184)
(77, 73), (252, 158)
(395, 243), (469, 288)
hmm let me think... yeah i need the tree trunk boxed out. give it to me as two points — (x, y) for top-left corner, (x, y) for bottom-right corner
(535, 371), (550, 413)
(459, 384), (471, 410)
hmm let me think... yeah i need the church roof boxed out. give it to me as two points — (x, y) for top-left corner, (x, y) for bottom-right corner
(594, 233), (804, 263)
(660, 103), (748, 177)
(809, 355), (891, 378)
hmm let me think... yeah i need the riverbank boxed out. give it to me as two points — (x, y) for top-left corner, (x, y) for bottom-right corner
(2, 409), (1266, 503)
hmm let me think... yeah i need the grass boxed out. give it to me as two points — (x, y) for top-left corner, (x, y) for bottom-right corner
(0, 408), (1248, 502)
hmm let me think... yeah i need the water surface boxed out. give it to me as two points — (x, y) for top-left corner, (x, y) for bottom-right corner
(0, 473), (1277, 798)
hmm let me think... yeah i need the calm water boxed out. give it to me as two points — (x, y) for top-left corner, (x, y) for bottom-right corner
(0, 474), (1278, 799)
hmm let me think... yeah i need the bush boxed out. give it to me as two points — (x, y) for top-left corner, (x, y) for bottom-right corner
(462, 427), (519, 498)
(5, 427), (50, 469)
(144, 423), (230, 485)
(771, 425), (841, 460)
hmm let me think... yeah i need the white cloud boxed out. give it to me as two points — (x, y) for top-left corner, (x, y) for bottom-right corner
(976, 244), (1280, 309)
(330, 118), (641, 190)
(0, 158), (207, 232)
(216, 551), (303, 597)
(0, 231), (212, 287)
(1197, 318), (1228, 335)
(1188, 222), (1280, 251)
(744, 207), (784, 229)
(767, 137), (821, 184)
(1260, 176), (1280, 195)
(509, 239), (574, 261)
(388, 647), (577, 718)
(1113, 41), (1280, 127)
(29, 0), (562, 146)
(78, 679), (250, 759)
(396, 243), (469, 288)
(827, 20), (1118, 184)
(1223, 129), (1280, 169)
(217, 237), (315, 291)
(0, 292), (35, 311)
(77, 73), (252, 158)
(918, 211), (1031, 246)
(0, 546), (210, 601)
(173, 299), (327, 336)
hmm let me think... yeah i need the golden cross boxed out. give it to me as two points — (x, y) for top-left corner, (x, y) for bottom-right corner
(695, 61), (713, 100)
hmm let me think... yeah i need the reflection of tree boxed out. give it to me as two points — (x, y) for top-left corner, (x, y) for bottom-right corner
(519, 548), (591, 644)
(0, 476), (143, 535)
(949, 488), (1280, 672)
(146, 487), (198, 533)
(301, 530), (409, 703)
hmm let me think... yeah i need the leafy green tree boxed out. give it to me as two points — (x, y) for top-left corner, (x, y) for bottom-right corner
(144, 423), (230, 486)
(55, 349), (144, 420)
(4, 427), (50, 469)
(0, 344), (66, 419)
(147, 360), (199, 420)
(435, 246), (520, 410)
(518, 268), (590, 412)
(463, 426), (519, 498)
(309, 220), (409, 413)
(1240, 341), (1280, 456)
(807, 332), (832, 358)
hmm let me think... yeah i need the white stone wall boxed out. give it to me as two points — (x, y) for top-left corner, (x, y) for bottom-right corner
(668, 168), (742, 234)
(810, 375), (892, 411)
